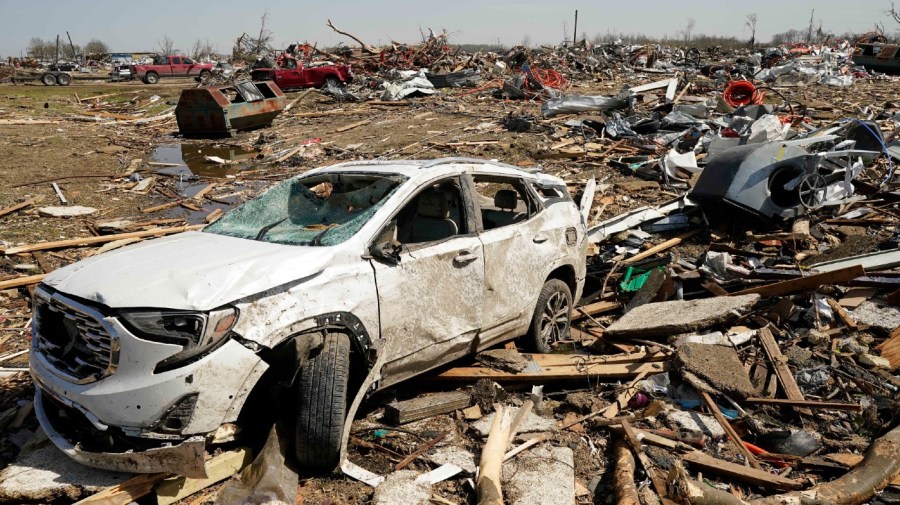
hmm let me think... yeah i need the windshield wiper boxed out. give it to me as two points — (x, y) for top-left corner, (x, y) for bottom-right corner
(310, 225), (336, 246)
(255, 218), (288, 241)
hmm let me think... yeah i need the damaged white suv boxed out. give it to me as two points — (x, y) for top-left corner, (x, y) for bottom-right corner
(30, 158), (587, 477)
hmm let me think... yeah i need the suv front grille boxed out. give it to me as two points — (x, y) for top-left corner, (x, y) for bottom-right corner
(34, 291), (117, 383)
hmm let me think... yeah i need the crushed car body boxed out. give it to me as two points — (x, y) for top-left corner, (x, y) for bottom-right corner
(29, 157), (588, 475)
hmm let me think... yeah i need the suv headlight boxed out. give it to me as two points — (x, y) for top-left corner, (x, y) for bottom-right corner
(119, 307), (238, 372)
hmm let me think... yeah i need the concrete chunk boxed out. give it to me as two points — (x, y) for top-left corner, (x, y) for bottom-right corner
(38, 206), (98, 218)
(502, 446), (575, 505)
(676, 342), (757, 399)
(373, 470), (431, 505)
(0, 443), (131, 503)
(853, 300), (900, 333)
(605, 294), (760, 338)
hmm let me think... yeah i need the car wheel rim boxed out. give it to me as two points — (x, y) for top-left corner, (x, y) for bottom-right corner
(539, 290), (569, 346)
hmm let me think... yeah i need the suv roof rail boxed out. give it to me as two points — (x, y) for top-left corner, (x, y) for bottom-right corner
(418, 157), (542, 174)
(324, 159), (423, 169)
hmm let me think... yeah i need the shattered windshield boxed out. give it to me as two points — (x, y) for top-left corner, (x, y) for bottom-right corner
(205, 173), (406, 246)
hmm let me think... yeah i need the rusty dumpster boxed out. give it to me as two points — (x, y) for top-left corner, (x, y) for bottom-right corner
(176, 81), (287, 137)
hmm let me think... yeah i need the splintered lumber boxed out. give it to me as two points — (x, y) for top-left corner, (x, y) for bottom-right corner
(613, 438), (640, 505)
(0, 274), (45, 290)
(623, 229), (701, 264)
(155, 448), (252, 505)
(73, 473), (168, 505)
(0, 199), (35, 219)
(604, 370), (649, 419)
(825, 297), (859, 331)
(432, 360), (665, 382)
(191, 183), (216, 201)
(700, 392), (761, 469)
(758, 327), (811, 415)
(743, 397), (862, 412)
(572, 300), (620, 321)
(384, 391), (471, 425)
(732, 265), (865, 297)
(395, 431), (448, 471)
(477, 400), (534, 505)
(681, 451), (802, 491)
(620, 419), (668, 499)
(876, 328), (900, 370)
(2, 225), (203, 255)
(333, 119), (371, 133)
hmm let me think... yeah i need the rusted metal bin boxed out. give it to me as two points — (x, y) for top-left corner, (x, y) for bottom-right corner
(176, 81), (287, 137)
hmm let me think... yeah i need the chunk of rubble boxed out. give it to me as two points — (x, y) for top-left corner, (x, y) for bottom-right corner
(429, 446), (477, 474)
(675, 342), (758, 400)
(475, 348), (530, 373)
(604, 294), (760, 338)
(0, 444), (131, 503)
(502, 446), (575, 505)
(373, 470), (431, 505)
(37, 205), (98, 218)
(665, 410), (727, 439)
(852, 301), (900, 333)
(472, 410), (555, 437)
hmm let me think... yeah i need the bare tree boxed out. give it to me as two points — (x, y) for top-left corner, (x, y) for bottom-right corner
(84, 39), (109, 56)
(805, 9), (816, 43)
(890, 2), (900, 24)
(191, 38), (215, 61)
(27, 37), (47, 60)
(680, 18), (696, 42)
(233, 12), (275, 61)
(521, 34), (532, 47)
(745, 14), (758, 47)
(157, 35), (175, 56)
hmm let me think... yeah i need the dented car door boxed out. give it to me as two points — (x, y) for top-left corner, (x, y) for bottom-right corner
(371, 177), (484, 387)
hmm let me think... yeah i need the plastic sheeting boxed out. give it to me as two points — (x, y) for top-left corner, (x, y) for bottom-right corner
(380, 70), (436, 100)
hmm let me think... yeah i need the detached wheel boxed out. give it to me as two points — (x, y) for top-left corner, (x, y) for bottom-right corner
(56, 73), (71, 86)
(525, 279), (572, 353)
(143, 72), (159, 84)
(295, 332), (350, 472)
(41, 73), (57, 86)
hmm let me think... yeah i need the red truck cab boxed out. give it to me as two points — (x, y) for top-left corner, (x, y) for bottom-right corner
(250, 54), (352, 90)
(131, 55), (215, 84)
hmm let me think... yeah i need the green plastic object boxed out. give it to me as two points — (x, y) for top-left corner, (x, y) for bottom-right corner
(619, 266), (664, 292)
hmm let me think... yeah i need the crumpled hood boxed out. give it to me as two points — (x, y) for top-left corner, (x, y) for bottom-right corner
(43, 231), (334, 311)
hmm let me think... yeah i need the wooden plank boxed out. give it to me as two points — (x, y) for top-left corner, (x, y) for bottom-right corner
(743, 397), (862, 411)
(0, 199), (35, 219)
(620, 420), (669, 498)
(141, 199), (183, 214)
(526, 351), (667, 367)
(732, 265), (865, 297)
(623, 229), (700, 264)
(876, 328), (900, 370)
(74, 473), (168, 505)
(700, 392), (761, 469)
(681, 451), (802, 491)
(383, 391), (471, 425)
(825, 297), (859, 330)
(191, 183), (216, 201)
(204, 208), (224, 223)
(333, 119), (371, 133)
(431, 361), (665, 382)
(0, 274), (45, 290)
(1, 226), (203, 255)
(155, 448), (252, 505)
(758, 327), (811, 415)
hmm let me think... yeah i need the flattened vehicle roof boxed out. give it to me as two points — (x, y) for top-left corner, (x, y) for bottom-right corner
(306, 157), (557, 184)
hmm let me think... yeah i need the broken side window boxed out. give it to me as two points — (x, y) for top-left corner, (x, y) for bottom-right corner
(473, 176), (537, 231)
(394, 179), (467, 245)
(205, 173), (407, 246)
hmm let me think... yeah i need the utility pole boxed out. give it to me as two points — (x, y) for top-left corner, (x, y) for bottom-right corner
(573, 10), (578, 45)
(55, 34), (60, 64)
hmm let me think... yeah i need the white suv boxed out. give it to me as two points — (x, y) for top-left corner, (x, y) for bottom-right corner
(30, 158), (587, 477)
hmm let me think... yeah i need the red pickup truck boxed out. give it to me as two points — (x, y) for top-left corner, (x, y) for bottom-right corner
(131, 55), (215, 84)
(250, 54), (352, 90)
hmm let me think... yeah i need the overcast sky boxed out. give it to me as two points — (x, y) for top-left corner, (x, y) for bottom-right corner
(1, 0), (894, 57)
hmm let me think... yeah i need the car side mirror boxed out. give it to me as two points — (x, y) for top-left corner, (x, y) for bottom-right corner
(369, 221), (402, 265)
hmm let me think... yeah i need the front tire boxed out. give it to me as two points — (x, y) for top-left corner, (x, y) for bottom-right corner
(322, 75), (341, 89)
(143, 72), (159, 84)
(41, 73), (57, 86)
(295, 332), (350, 472)
(525, 279), (572, 353)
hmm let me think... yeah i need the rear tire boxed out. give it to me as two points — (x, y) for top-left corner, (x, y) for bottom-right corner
(197, 69), (210, 83)
(143, 72), (159, 85)
(295, 332), (350, 472)
(41, 73), (57, 86)
(525, 279), (572, 353)
(56, 73), (71, 86)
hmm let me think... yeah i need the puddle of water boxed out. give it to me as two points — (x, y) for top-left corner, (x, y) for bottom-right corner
(150, 143), (257, 178)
